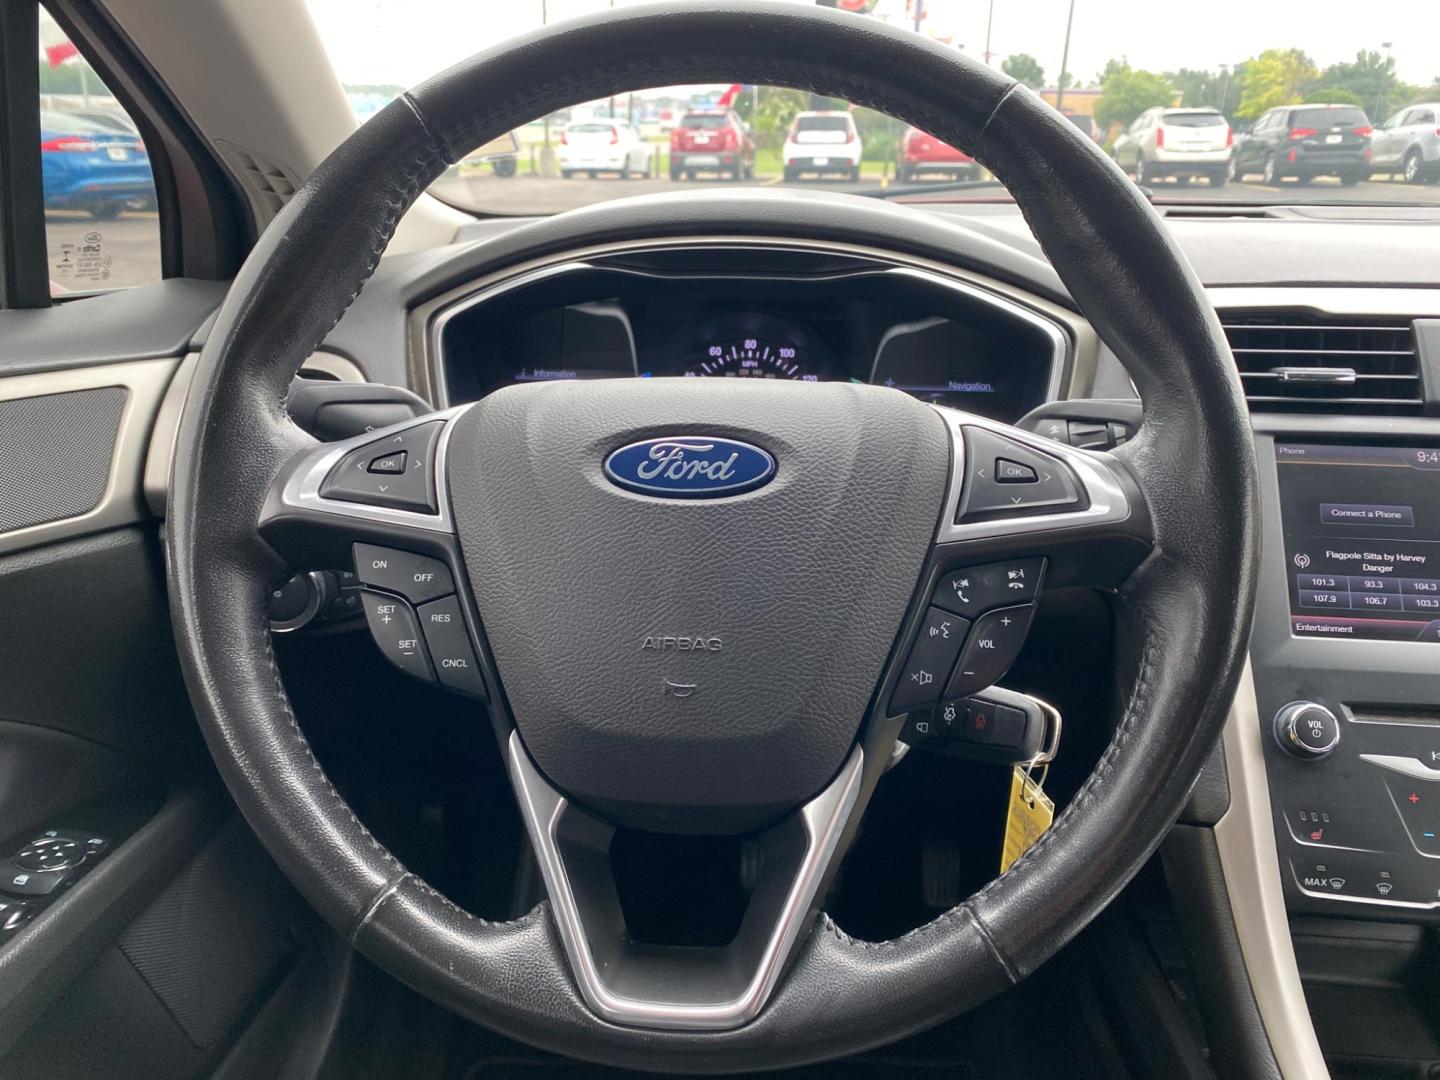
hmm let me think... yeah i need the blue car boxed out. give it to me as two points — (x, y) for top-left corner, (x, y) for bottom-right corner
(40, 109), (154, 220)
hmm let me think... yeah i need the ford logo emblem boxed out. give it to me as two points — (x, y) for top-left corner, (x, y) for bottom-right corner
(603, 436), (776, 498)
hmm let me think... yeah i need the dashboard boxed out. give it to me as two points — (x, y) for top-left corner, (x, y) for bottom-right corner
(428, 248), (1068, 423)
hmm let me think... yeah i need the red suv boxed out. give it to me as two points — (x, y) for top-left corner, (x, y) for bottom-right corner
(669, 110), (756, 181)
(896, 126), (979, 182)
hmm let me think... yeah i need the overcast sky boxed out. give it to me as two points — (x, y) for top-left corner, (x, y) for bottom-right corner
(304, 0), (1439, 92)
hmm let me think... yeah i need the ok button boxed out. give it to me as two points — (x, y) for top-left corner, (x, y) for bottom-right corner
(352, 543), (454, 603)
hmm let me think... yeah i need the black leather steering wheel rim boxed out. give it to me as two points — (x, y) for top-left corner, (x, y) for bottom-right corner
(166, 3), (1259, 1071)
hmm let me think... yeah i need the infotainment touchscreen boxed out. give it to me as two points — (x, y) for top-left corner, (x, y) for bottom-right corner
(1275, 443), (1440, 644)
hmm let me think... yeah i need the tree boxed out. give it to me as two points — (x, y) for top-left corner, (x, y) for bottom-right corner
(1306, 50), (1412, 121)
(1410, 79), (1440, 107)
(1002, 53), (1045, 91)
(1236, 49), (1316, 119)
(1095, 63), (1175, 131)
(750, 87), (808, 153)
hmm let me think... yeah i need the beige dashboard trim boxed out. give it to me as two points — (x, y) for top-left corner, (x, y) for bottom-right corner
(406, 236), (1101, 406)
(0, 358), (178, 556)
(1215, 662), (1330, 1080)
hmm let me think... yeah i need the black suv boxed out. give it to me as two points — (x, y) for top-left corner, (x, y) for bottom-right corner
(1231, 103), (1373, 185)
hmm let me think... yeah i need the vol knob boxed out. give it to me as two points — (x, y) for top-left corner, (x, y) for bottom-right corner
(1273, 701), (1340, 760)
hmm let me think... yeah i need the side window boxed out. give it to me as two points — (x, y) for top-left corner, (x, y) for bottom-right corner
(37, 7), (160, 294)
(1384, 110), (1408, 129)
(1414, 110), (1435, 127)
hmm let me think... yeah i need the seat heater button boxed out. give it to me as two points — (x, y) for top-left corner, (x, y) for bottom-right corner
(359, 590), (434, 683)
(945, 603), (1036, 697)
(995, 458), (1038, 483)
(933, 558), (1046, 618)
(353, 544), (454, 603)
(367, 451), (407, 474)
(890, 606), (969, 715)
(416, 596), (487, 698)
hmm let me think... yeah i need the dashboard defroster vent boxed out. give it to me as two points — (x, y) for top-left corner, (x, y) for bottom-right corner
(1220, 313), (1421, 415)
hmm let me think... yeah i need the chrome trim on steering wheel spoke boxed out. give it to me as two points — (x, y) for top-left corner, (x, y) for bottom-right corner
(276, 404), (472, 533)
(506, 732), (865, 1031)
(931, 405), (1134, 545)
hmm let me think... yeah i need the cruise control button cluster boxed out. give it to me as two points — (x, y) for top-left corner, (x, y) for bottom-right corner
(352, 544), (486, 699)
(958, 427), (1085, 522)
(888, 558), (1046, 716)
(320, 422), (443, 513)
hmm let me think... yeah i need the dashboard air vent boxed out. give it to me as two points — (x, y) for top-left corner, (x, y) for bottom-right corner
(1220, 313), (1421, 415)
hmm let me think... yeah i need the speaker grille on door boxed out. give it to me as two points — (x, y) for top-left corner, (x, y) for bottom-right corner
(0, 387), (127, 534)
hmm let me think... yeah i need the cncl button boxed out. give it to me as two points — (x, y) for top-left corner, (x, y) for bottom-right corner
(352, 543), (453, 603)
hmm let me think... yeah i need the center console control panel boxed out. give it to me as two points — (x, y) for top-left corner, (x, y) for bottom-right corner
(1252, 435), (1440, 918)
(1266, 702), (1440, 912)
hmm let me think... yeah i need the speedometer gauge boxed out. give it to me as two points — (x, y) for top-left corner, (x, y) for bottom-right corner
(676, 313), (832, 382)
(693, 338), (811, 380)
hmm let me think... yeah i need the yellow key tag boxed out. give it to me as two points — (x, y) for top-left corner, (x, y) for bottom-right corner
(1001, 765), (1054, 873)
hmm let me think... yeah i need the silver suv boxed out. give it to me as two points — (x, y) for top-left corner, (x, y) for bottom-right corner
(1112, 106), (1233, 187)
(1370, 103), (1440, 184)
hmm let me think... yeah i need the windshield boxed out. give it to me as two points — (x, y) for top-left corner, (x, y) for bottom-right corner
(304, 0), (1440, 214)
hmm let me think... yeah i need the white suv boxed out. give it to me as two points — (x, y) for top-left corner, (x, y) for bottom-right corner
(1112, 106), (1233, 187)
(783, 112), (863, 182)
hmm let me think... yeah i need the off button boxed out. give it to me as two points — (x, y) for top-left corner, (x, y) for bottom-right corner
(353, 543), (453, 603)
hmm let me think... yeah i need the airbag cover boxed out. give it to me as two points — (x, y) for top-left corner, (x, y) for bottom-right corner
(448, 379), (949, 832)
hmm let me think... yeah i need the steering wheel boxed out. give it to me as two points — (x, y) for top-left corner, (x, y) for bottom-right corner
(166, 2), (1258, 1072)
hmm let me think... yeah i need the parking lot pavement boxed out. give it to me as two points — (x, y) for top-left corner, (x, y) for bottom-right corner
(44, 211), (161, 292)
(431, 171), (1440, 216)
